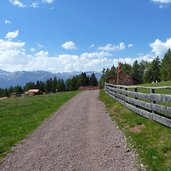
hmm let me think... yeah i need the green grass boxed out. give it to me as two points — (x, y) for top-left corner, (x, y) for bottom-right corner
(139, 80), (171, 87)
(0, 91), (79, 161)
(137, 81), (171, 95)
(100, 90), (171, 171)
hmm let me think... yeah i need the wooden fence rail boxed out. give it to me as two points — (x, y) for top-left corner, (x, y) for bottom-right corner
(105, 83), (171, 128)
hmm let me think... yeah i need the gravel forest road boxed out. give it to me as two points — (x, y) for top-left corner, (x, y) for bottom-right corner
(0, 90), (138, 171)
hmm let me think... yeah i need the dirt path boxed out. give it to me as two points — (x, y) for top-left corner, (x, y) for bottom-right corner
(0, 90), (138, 171)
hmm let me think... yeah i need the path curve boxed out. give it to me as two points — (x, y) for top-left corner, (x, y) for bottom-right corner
(0, 90), (138, 171)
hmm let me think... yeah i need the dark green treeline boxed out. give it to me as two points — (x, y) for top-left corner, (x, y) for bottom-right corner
(0, 72), (98, 97)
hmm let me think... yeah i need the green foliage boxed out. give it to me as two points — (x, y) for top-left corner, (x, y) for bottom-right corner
(121, 63), (132, 74)
(99, 66), (116, 88)
(144, 57), (161, 83)
(66, 77), (79, 91)
(77, 72), (89, 86)
(89, 73), (98, 86)
(100, 90), (171, 171)
(24, 82), (36, 91)
(0, 91), (79, 161)
(131, 60), (139, 79)
(138, 60), (148, 83)
(131, 60), (147, 83)
(161, 49), (171, 81)
(66, 72), (98, 91)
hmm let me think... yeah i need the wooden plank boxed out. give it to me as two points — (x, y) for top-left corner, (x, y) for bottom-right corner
(125, 101), (171, 128)
(106, 85), (171, 103)
(125, 96), (171, 118)
(107, 88), (171, 117)
(105, 83), (171, 90)
(106, 86), (171, 118)
(105, 90), (171, 128)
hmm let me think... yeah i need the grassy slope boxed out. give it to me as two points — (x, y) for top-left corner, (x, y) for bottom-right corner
(127, 81), (171, 95)
(100, 81), (171, 171)
(139, 81), (171, 87)
(0, 91), (79, 161)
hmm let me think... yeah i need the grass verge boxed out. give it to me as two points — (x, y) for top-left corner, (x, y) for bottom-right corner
(99, 90), (171, 171)
(0, 91), (79, 162)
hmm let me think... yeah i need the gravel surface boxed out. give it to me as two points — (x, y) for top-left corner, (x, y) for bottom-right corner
(0, 90), (139, 171)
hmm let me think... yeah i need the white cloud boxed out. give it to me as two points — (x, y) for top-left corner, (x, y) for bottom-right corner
(98, 42), (126, 52)
(37, 43), (43, 48)
(89, 44), (95, 48)
(5, 20), (12, 24)
(0, 38), (27, 67)
(152, 0), (171, 4)
(30, 48), (36, 52)
(80, 51), (111, 59)
(0, 39), (25, 50)
(0, 31), (168, 73)
(152, 0), (171, 7)
(42, 0), (55, 4)
(61, 41), (77, 50)
(128, 44), (134, 48)
(149, 38), (171, 56)
(5, 30), (19, 40)
(31, 2), (39, 8)
(35, 51), (49, 57)
(9, 0), (26, 8)
(0, 34), (113, 72)
(0, 36), (155, 73)
(9, 0), (55, 8)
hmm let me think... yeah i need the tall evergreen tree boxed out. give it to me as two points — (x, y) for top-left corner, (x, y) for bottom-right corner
(144, 57), (161, 83)
(121, 63), (132, 75)
(161, 49), (171, 81)
(46, 78), (53, 93)
(78, 72), (89, 86)
(131, 60), (140, 80)
(89, 73), (98, 86)
(24, 82), (36, 91)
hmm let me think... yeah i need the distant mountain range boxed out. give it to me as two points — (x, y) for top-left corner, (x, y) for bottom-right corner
(0, 69), (102, 88)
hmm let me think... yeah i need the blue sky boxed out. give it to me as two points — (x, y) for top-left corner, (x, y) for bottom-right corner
(0, 0), (171, 72)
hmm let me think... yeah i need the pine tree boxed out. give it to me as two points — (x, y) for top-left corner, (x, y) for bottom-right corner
(161, 49), (171, 81)
(144, 57), (161, 83)
(89, 73), (98, 86)
(131, 60), (140, 80)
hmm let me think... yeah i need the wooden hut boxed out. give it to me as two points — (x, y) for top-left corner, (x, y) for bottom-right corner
(107, 71), (139, 85)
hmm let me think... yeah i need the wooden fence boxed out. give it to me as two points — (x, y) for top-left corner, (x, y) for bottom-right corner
(105, 83), (171, 128)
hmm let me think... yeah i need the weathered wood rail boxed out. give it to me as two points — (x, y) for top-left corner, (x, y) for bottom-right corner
(105, 83), (171, 128)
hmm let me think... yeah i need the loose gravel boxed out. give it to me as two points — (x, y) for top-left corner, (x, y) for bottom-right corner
(0, 90), (139, 171)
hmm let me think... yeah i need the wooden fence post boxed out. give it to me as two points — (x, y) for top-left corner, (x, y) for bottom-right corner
(125, 88), (128, 96)
(120, 86), (122, 94)
(150, 88), (156, 114)
(134, 88), (138, 109)
(135, 88), (137, 99)
(125, 87), (128, 102)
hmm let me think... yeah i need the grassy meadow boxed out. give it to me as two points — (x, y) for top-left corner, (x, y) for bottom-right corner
(137, 80), (171, 95)
(0, 91), (79, 162)
(125, 80), (171, 95)
(100, 81), (171, 171)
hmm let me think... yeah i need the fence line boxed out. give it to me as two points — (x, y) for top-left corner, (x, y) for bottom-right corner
(105, 83), (171, 128)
